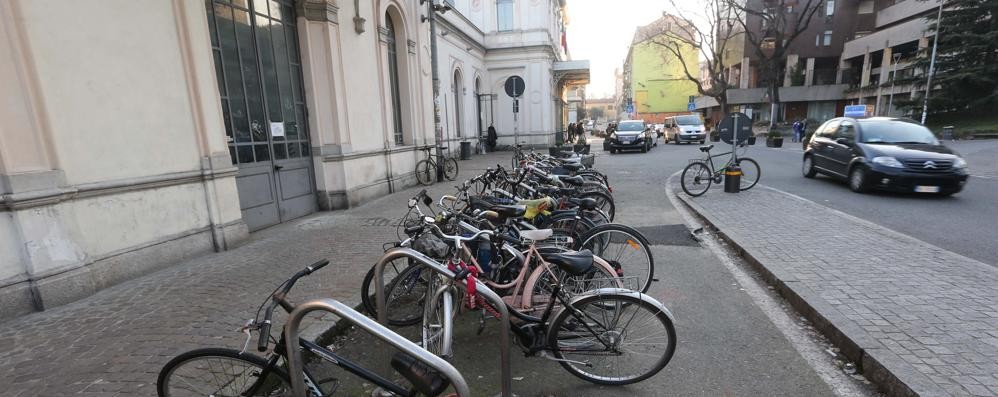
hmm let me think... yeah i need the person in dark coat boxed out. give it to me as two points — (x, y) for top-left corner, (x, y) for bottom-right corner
(575, 122), (586, 143)
(567, 122), (576, 143)
(487, 125), (497, 152)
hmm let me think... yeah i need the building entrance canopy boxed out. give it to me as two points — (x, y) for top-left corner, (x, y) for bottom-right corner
(554, 60), (591, 86)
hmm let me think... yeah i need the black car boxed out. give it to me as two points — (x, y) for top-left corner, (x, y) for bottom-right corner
(605, 120), (654, 154)
(802, 117), (968, 195)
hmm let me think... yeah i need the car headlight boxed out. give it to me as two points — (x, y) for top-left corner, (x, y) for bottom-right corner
(953, 157), (967, 169)
(871, 156), (904, 168)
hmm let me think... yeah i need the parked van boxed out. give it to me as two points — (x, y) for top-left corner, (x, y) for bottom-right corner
(664, 114), (707, 144)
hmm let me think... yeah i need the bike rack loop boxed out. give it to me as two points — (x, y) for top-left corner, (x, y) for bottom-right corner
(375, 247), (514, 397)
(284, 298), (471, 397)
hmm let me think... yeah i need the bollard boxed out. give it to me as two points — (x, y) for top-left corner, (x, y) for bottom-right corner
(724, 164), (741, 193)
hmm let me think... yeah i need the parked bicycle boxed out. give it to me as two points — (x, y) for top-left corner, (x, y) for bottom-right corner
(157, 260), (465, 397)
(680, 144), (761, 196)
(416, 146), (459, 186)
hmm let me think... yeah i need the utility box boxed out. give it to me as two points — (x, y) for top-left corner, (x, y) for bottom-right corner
(459, 141), (471, 160)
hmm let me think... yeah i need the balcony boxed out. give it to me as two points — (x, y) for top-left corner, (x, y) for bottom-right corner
(842, 18), (929, 60)
(877, 0), (941, 28)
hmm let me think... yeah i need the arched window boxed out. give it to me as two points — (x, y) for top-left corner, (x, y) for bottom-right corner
(385, 13), (404, 145)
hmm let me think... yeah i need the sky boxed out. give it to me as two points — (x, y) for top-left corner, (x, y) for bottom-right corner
(566, 0), (703, 99)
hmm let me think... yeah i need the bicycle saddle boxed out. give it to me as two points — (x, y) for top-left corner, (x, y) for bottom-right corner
(568, 197), (598, 210)
(558, 175), (585, 186)
(699, 144), (714, 152)
(518, 197), (555, 220)
(561, 163), (584, 172)
(491, 204), (526, 219)
(544, 249), (595, 276)
(519, 229), (553, 241)
(391, 352), (450, 397)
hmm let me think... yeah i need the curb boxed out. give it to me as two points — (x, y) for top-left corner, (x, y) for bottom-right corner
(666, 178), (947, 397)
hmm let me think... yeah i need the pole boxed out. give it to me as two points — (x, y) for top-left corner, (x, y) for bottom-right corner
(427, 0), (444, 181)
(513, 99), (519, 147)
(920, 0), (944, 125)
(731, 113), (738, 164)
(888, 53), (901, 117)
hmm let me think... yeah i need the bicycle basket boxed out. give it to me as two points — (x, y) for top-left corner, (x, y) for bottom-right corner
(561, 275), (641, 296)
(412, 233), (449, 259)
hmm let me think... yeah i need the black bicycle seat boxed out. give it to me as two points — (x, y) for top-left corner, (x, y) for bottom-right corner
(391, 352), (450, 397)
(560, 176), (585, 186)
(545, 249), (594, 276)
(491, 204), (526, 219)
(699, 144), (714, 152)
(568, 197), (598, 210)
(562, 163), (584, 172)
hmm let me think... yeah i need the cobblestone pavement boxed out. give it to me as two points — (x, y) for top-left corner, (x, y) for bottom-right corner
(0, 152), (509, 396)
(675, 183), (998, 396)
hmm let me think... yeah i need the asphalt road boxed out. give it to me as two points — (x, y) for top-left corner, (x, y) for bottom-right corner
(316, 140), (871, 396)
(664, 138), (998, 267)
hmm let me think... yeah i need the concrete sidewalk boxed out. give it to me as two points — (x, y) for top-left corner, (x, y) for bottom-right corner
(0, 151), (512, 396)
(672, 181), (998, 396)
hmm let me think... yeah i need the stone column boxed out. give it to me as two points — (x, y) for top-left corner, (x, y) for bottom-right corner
(835, 57), (849, 84)
(876, 46), (893, 115)
(804, 57), (816, 86)
(740, 57), (750, 89)
(860, 50), (872, 88)
(784, 54), (799, 87)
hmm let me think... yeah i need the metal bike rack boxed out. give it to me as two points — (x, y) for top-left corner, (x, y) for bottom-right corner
(375, 247), (514, 397)
(284, 298), (472, 397)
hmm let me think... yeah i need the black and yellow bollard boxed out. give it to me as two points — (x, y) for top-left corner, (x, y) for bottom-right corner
(724, 164), (742, 193)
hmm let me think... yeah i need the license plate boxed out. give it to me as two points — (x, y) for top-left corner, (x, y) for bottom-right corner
(914, 186), (940, 193)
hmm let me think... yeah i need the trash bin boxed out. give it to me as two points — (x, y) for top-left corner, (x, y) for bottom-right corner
(460, 141), (471, 160)
(942, 126), (954, 141)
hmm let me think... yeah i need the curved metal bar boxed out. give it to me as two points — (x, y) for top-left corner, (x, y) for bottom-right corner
(375, 247), (513, 397)
(284, 298), (471, 397)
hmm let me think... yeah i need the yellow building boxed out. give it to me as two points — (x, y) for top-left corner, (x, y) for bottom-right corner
(622, 15), (699, 123)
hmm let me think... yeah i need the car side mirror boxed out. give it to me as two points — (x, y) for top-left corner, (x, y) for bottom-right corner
(835, 137), (852, 146)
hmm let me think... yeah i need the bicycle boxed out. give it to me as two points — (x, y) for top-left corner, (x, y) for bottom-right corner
(416, 146), (459, 186)
(157, 260), (465, 397)
(680, 143), (760, 197)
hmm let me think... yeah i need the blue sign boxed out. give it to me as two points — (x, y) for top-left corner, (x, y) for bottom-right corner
(625, 104), (634, 113)
(844, 105), (869, 118)
(687, 102), (696, 111)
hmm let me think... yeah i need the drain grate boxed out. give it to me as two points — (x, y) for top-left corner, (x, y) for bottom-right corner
(632, 224), (700, 246)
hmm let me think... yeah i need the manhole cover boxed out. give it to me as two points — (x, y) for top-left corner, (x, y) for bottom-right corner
(632, 224), (699, 246)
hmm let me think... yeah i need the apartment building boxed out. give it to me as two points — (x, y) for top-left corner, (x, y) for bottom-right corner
(620, 14), (699, 124)
(695, 0), (942, 125)
(0, 0), (586, 319)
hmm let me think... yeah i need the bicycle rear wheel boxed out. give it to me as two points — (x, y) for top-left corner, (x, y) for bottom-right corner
(361, 259), (429, 326)
(415, 159), (435, 186)
(443, 158), (459, 181)
(680, 161), (712, 196)
(158, 348), (293, 397)
(736, 157), (760, 191)
(576, 224), (654, 293)
(579, 191), (615, 222)
(547, 293), (676, 386)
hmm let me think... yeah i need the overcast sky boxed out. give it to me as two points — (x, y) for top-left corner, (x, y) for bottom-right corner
(566, 0), (703, 99)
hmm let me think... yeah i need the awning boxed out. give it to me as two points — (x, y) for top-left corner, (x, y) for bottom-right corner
(553, 60), (590, 86)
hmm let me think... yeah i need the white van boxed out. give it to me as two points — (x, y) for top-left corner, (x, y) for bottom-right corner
(664, 115), (707, 144)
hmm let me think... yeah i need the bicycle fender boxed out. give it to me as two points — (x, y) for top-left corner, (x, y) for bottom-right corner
(570, 288), (677, 323)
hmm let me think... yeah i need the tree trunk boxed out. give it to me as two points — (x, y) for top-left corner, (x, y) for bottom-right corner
(768, 80), (780, 129)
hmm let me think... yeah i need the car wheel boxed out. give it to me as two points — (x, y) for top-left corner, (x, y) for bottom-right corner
(641, 144), (648, 153)
(609, 148), (616, 154)
(848, 166), (869, 193)
(802, 155), (817, 178)
(700, 140), (705, 144)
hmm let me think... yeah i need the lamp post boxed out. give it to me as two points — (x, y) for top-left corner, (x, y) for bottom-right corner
(423, 0), (451, 180)
(887, 52), (902, 117)
(920, 0), (945, 124)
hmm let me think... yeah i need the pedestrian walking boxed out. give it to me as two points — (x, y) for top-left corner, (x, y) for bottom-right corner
(567, 122), (576, 143)
(792, 119), (803, 143)
(487, 124), (497, 152)
(575, 122), (586, 144)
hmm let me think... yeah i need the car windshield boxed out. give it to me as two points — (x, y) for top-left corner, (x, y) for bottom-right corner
(617, 121), (644, 131)
(675, 116), (702, 126)
(859, 121), (939, 144)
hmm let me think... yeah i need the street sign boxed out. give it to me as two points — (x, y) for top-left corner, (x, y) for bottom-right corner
(625, 104), (634, 113)
(718, 112), (752, 144)
(687, 102), (696, 111)
(504, 76), (525, 98)
(513, 99), (519, 113)
(844, 105), (868, 117)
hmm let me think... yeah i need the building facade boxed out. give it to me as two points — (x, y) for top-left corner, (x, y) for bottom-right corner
(620, 15), (699, 124)
(0, 0), (586, 319)
(695, 0), (942, 126)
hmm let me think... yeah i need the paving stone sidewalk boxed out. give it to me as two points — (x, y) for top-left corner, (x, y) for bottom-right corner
(675, 183), (998, 396)
(0, 151), (512, 396)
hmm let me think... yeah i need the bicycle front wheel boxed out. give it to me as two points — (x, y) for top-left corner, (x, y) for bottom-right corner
(737, 157), (760, 191)
(680, 161), (712, 197)
(157, 348), (293, 397)
(415, 159), (435, 186)
(422, 278), (454, 358)
(547, 293), (677, 386)
(360, 258), (428, 326)
(442, 158), (459, 181)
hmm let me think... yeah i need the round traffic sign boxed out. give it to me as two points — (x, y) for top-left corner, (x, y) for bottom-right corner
(718, 112), (753, 144)
(504, 76), (525, 98)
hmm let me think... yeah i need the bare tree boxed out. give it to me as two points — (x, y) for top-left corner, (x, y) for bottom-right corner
(726, 0), (823, 129)
(647, 0), (745, 117)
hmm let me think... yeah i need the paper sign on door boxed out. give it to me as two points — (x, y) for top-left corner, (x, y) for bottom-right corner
(270, 122), (285, 137)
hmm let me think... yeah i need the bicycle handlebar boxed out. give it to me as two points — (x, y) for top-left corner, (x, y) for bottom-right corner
(256, 259), (330, 351)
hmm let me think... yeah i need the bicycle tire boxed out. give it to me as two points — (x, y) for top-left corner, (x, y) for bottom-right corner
(736, 157), (760, 191)
(442, 158), (459, 181)
(575, 223), (654, 293)
(680, 161), (712, 197)
(360, 259), (427, 326)
(415, 159), (435, 186)
(421, 279), (455, 358)
(547, 293), (676, 386)
(157, 348), (294, 397)
(538, 212), (597, 248)
(579, 190), (615, 222)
